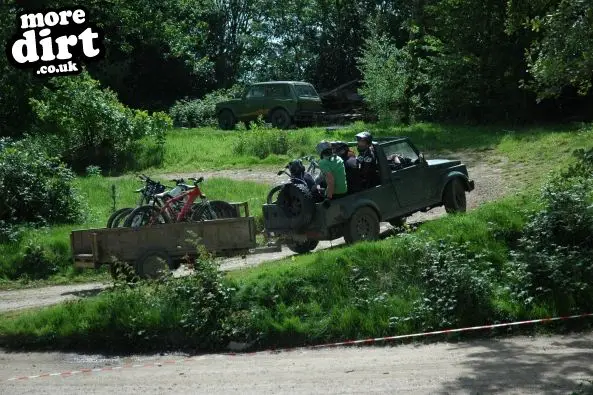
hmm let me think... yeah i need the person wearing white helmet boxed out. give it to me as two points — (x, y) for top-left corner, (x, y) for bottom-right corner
(315, 140), (347, 200)
(355, 131), (380, 188)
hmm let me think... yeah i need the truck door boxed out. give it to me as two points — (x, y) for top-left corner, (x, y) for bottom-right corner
(241, 85), (266, 121)
(382, 141), (429, 210)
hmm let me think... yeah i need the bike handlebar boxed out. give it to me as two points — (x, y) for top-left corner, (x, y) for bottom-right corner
(188, 176), (204, 184)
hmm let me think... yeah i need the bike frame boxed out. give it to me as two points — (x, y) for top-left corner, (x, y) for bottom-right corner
(150, 180), (206, 224)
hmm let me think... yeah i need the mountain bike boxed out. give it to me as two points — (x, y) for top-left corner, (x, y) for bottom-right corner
(106, 174), (167, 228)
(123, 177), (236, 228)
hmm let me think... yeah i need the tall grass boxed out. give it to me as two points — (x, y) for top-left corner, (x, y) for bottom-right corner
(146, 122), (591, 175)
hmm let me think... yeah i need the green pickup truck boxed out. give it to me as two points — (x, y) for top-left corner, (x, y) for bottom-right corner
(216, 81), (325, 130)
(262, 137), (475, 253)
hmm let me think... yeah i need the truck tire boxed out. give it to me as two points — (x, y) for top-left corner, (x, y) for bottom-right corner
(270, 108), (292, 129)
(287, 239), (319, 254)
(388, 216), (406, 228)
(344, 206), (380, 244)
(135, 250), (172, 279)
(443, 178), (467, 213)
(218, 109), (236, 130)
(277, 183), (315, 230)
(107, 207), (132, 228)
(123, 205), (168, 228)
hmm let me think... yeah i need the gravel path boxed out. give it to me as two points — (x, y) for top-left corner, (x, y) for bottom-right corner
(2, 333), (592, 394)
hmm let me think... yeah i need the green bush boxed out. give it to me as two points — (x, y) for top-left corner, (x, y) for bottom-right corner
(169, 85), (244, 128)
(0, 138), (83, 241)
(29, 71), (171, 173)
(408, 240), (497, 330)
(13, 242), (60, 280)
(509, 147), (593, 314)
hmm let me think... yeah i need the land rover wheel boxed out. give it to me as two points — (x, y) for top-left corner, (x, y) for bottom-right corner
(270, 108), (292, 129)
(443, 178), (467, 213)
(344, 206), (380, 244)
(218, 109), (236, 130)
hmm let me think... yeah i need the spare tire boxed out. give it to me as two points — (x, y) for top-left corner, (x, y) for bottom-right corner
(277, 183), (315, 231)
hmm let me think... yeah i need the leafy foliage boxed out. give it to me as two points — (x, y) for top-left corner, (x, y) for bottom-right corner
(509, 147), (593, 314)
(29, 72), (171, 172)
(358, 34), (411, 122)
(0, 138), (83, 235)
(169, 85), (244, 128)
(409, 241), (497, 330)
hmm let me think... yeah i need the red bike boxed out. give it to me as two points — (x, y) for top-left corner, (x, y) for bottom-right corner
(123, 177), (236, 227)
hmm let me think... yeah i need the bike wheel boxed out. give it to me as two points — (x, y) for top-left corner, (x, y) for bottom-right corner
(106, 207), (132, 228)
(123, 205), (168, 228)
(112, 208), (134, 227)
(190, 203), (217, 221)
(209, 200), (238, 218)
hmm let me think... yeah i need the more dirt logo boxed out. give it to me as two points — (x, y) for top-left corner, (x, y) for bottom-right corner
(5, 7), (105, 76)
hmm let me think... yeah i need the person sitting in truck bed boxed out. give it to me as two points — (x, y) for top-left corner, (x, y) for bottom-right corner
(316, 141), (348, 200)
(331, 141), (362, 194)
(355, 131), (380, 189)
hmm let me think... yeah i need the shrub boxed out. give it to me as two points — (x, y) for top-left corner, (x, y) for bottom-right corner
(0, 138), (84, 234)
(169, 85), (244, 128)
(407, 241), (497, 330)
(29, 71), (171, 173)
(509, 147), (593, 314)
(13, 242), (60, 280)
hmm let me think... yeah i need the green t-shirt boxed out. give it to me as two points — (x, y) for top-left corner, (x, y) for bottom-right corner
(318, 155), (348, 195)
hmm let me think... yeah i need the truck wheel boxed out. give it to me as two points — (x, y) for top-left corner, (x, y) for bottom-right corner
(344, 206), (380, 244)
(388, 217), (406, 228)
(270, 109), (292, 129)
(277, 183), (315, 230)
(107, 207), (132, 228)
(218, 109), (236, 130)
(135, 250), (172, 279)
(443, 178), (467, 213)
(287, 239), (319, 254)
(123, 205), (168, 228)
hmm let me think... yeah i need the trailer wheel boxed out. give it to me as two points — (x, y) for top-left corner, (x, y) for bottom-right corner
(344, 206), (380, 244)
(287, 239), (319, 254)
(277, 183), (315, 230)
(136, 250), (172, 279)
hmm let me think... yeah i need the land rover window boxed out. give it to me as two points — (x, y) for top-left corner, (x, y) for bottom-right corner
(246, 85), (265, 98)
(294, 84), (318, 98)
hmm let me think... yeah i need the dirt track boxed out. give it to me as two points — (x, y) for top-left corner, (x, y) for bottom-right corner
(2, 333), (592, 393)
(0, 151), (512, 313)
